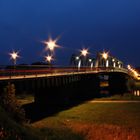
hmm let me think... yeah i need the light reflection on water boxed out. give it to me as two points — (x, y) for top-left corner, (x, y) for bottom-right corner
(133, 90), (140, 96)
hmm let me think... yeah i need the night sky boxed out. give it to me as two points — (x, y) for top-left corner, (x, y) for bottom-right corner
(0, 0), (140, 66)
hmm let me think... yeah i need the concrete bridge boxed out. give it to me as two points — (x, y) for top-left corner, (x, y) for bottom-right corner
(0, 66), (138, 105)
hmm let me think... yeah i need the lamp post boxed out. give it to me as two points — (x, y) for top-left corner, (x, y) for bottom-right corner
(101, 51), (109, 67)
(112, 58), (116, 67)
(75, 56), (81, 70)
(9, 51), (19, 66)
(80, 48), (89, 57)
(45, 55), (53, 67)
(80, 48), (89, 66)
(89, 59), (93, 69)
(43, 36), (60, 68)
(118, 61), (121, 68)
(43, 37), (60, 54)
(78, 59), (81, 70)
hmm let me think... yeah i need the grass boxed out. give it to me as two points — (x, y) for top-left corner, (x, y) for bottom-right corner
(94, 93), (140, 101)
(31, 100), (140, 140)
(2, 94), (139, 140)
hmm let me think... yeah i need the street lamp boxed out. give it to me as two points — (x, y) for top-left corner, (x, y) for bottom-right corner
(89, 59), (93, 69)
(127, 65), (131, 70)
(75, 56), (79, 60)
(102, 51), (108, 60)
(80, 48), (89, 66)
(43, 37), (60, 53)
(101, 51), (109, 67)
(80, 48), (89, 57)
(112, 59), (116, 67)
(89, 59), (92, 62)
(74, 56), (81, 69)
(118, 61), (121, 68)
(127, 65), (139, 78)
(45, 55), (53, 64)
(9, 51), (19, 66)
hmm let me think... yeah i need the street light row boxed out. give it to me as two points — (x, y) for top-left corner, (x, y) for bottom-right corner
(9, 43), (109, 66)
(127, 65), (139, 77)
(9, 37), (59, 65)
(73, 50), (109, 69)
(6, 35), (140, 80)
(8, 35), (117, 69)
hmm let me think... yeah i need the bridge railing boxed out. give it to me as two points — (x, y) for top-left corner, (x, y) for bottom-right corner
(0, 67), (129, 80)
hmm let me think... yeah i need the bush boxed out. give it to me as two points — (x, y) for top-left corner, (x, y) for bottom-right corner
(0, 83), (27, 124)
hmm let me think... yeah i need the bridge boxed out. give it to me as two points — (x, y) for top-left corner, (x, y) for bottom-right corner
(0, 52), (139, 105)
(0, 67), (128, 80)
(0, 49), (139, 81)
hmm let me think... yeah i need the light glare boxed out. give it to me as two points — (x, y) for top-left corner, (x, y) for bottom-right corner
(102, 52), (108, 60)
(43, 37), (60, 52)
(45, 55), (53, 63)
(80, 49), (89, 57)
(9, 51), (19, 60)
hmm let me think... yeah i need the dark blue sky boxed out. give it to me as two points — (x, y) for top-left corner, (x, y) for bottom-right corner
(0, 0), (140, 66)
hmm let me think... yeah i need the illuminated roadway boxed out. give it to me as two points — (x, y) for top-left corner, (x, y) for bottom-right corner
(0, 67), (136, 81)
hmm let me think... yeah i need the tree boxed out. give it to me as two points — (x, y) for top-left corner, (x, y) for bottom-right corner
(0, 83), (27, 124)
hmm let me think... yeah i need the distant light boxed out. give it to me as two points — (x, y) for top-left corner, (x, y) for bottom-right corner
(134, 91), (137, 96)
(80, 48), (89, 57)
(127, 65), (131, 70)
(76, 56), (79, 60)
(134, 71), (138, 77)
(137, 90), (140, 96)
(89, 59), (92, 62)
(127, 64), (139, 78)
(112, 59), (115, 62)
